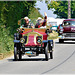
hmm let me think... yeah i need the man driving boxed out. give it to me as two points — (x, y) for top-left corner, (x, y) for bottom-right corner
(22, 17), (34, 28)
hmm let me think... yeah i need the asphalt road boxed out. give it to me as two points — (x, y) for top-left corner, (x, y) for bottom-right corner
(0, 39), (75, 74)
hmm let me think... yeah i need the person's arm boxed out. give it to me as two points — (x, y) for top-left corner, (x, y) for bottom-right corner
(42, 12), (47, 26)
(30, 23), (34, 28)
(44, 12), (47, 19)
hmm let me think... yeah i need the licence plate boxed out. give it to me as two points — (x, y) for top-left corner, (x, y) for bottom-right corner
(25, 51), (32, 55)
(25, 48), (30, 50)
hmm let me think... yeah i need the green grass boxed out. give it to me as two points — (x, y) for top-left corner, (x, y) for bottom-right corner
(0, 25), (14, 53)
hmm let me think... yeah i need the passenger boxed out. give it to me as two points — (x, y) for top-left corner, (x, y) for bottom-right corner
(22, 17), (34, 28)
(35, 12), (47, 28)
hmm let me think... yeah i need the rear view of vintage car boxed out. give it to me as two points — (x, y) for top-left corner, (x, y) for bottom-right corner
(58, 19), (75, 43)
(14, 19), (54, 61)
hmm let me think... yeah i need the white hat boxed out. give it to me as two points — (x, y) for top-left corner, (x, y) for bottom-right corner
(37, 17), (42, 21)
(24, 17), (29, 20)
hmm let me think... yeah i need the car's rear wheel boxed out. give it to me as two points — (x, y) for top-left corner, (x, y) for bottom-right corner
(48, 41), (53, 59)
(50, 51), (53, 59)
(19, 52), (22, 60)
(14, 44), (19, 61)
(45, 43), (49, 61)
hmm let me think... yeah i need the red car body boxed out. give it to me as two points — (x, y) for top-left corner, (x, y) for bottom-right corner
(14, 28), (53, 61)
(20, 29), (47, 47)
(59, 19), (75, 43)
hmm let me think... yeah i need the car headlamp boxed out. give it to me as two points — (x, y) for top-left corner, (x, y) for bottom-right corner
(20, 38), (25, 43)
(60, 29), (63, 32)
(60, 29), (63, 33)
(37, 38), (42, 44)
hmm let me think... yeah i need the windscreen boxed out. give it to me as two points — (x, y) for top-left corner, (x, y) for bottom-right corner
(63, 21), (75, 26)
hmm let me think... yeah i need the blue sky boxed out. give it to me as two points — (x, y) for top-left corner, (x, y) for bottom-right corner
(35, 1), (57, 18)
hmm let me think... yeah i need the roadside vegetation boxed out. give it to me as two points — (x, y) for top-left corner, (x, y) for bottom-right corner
(45, 1), (75, 18)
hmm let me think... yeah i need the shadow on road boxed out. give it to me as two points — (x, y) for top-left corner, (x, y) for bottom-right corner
(7, 58), (50, 62)
(55, 42), (75, 44)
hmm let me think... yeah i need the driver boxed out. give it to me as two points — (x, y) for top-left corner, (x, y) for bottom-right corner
(22, 17), (34, 28)
(35, 12), (47, 28)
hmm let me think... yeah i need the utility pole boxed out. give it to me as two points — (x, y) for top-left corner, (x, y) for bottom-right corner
(68, 0), (71, 19)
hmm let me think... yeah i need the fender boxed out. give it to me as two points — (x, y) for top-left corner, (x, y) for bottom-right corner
(48, 40), (53, 43)
(42, 40), (48, 43)
(14, 40), (20, 43)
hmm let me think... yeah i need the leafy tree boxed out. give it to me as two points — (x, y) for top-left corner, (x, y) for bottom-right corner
(46, 1), (75, 19)
(0, 1), (36, 29)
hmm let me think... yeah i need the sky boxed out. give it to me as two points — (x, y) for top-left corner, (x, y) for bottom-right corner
(35, 1), (57, 18)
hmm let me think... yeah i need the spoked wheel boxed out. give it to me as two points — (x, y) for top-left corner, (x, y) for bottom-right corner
(19, 52), (22, 60)
(14, 45), (19, 61)
(45, 43), (49, 61)
(48, 41), (53, 59)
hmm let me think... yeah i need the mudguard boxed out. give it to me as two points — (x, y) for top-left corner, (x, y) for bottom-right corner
(14, 40), (20, 43)
(42, 40), (48, 43)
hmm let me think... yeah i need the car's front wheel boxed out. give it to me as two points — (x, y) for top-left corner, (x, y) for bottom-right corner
(19, 52), (22, 60)
(45, 43), (49, 61)
(14, 44), (19, 61)
(50, 51), (53, 59)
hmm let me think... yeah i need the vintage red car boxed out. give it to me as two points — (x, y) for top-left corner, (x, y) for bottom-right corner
(58, 19), (75, 43)
(14, 19), (54, 61)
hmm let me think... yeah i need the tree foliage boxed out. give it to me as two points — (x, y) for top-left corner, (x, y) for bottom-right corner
(46, 1), (75, 19)
(0, 1), (36, 29)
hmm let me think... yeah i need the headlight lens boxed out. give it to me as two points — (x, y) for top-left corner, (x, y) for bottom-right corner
(60, 29), (63, 33)
(20, 38), (25, 43)
(37, 38), (42, 44)
(60, 29), (63, 32)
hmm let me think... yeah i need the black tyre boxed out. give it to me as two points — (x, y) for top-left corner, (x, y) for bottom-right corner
(50, 51), (53, 59)
(59, 39), (64, 43)
(14, 45), (19, 61)
(19, 53), (22, 60)
(45, 43), (49, 61)
(48, 41), (53, 59)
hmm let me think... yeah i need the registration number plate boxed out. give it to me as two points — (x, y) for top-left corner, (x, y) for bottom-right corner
(25, 51), (32, 55)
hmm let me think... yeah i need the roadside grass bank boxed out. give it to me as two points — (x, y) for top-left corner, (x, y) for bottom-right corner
(0, 50), (13, 60)
(0, 25), (14, 60)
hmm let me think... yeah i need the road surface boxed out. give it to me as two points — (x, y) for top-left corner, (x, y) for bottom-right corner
(0, 39), (75, 74)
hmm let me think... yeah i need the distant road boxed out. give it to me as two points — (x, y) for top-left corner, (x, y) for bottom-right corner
(0, 39), (75, 74)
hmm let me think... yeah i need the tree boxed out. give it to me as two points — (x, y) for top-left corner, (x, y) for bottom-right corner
(46, 1), (75, 19)
(0, 1), (36, 28)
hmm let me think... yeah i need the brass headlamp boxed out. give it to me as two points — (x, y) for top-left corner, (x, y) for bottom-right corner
(20, 38), (25, 43)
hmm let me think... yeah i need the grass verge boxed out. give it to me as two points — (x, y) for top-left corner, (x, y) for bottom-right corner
(0, 50), (13, 60)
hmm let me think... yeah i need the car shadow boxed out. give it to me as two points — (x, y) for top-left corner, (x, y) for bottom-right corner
(55, 41), (75, 44)
(7, 58), (51, 62)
